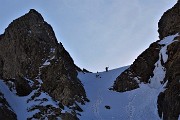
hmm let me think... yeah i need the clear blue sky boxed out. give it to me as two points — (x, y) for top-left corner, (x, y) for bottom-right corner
(0, 0), (177, 72)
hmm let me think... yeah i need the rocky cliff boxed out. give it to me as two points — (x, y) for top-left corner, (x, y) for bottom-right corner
(0, 9), (88, 120)
(0, 91), (17, 120)
(113, 1), (180, 120)
(157, 1), (180, 119)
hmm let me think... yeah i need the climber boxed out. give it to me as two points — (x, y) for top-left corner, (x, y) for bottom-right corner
(105, 67), (109, 72)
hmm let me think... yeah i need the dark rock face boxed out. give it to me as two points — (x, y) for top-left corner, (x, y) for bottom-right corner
(0, 57), (3, 78)
(0, 91), (17, 120)
(158, 1), (180, 39)
(0, 9), (50, 79)
(0, 9), (87, 119)
(113, 42), (161, 92)
(157, 37), (180, 120)
(41, 53), (87, 106)
(157, 1), (180, 120)
(14, 76), (32, 96)
(61, 113), (78, 120)
(114, 1), (180, 120)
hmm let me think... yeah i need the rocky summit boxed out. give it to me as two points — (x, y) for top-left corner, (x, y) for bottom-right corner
(0, 1), (180, 120)
(0, 9), (88, 120)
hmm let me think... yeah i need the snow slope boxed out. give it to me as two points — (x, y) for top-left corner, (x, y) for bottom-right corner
(78, 67), (163, 120)
(78, 34), (179, 120)
(0, 79), (61, 120)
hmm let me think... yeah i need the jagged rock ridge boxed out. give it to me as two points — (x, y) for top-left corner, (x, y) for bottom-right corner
(113, 1), (180, 120)
(0, 9), (88, 120)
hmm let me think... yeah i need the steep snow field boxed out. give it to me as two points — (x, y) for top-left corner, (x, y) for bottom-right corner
(78, 34), (179, 120)
(78, 67), (163, 120)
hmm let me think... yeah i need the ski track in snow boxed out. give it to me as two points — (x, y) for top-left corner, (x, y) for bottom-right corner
(92, 90), (103, 120)
(126, 93), (136, 120)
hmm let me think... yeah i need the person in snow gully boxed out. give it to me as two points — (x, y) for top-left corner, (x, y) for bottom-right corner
(105, 67), (109, 72)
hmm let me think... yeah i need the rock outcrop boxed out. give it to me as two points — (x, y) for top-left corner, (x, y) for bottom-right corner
(113, 41), (161, 92)
(0, 91), (17, 120)
(157, 1), (180, 119)
(157, 35), (180, 120)
(113, 1), (180, 120)
(158, 0), (180, 40)
(0, 9), (88, 119)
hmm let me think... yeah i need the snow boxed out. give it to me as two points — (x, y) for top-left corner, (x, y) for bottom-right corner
(0, 79), (61, 119)
(28, 30), (32, 34)
(0, 80), (36, 119)
(29, 91), (59, 108)
(149, 34), (178, 89)
(77, 34), (179, 120)
(78, 66), (165, 120)
(6, 80), (17, 94)
(41, 48), (56, 66)
(25, 77), (34, 87)
(50, 48), (56, 53)
(42, 59), (51, 66)
(158, 33), (178, 63)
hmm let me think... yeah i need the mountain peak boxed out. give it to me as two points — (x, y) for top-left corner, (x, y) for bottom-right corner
(26, 9), (44, 20)
(29, 9), (39, 14)
(4, 9), (44, 35)
(0, 9), (87, 119)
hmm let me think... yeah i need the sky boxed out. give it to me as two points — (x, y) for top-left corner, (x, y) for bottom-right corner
(0, 0), (177, 72)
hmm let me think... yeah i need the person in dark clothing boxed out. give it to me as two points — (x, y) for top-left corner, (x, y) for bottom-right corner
(105, 67), (109, 72)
